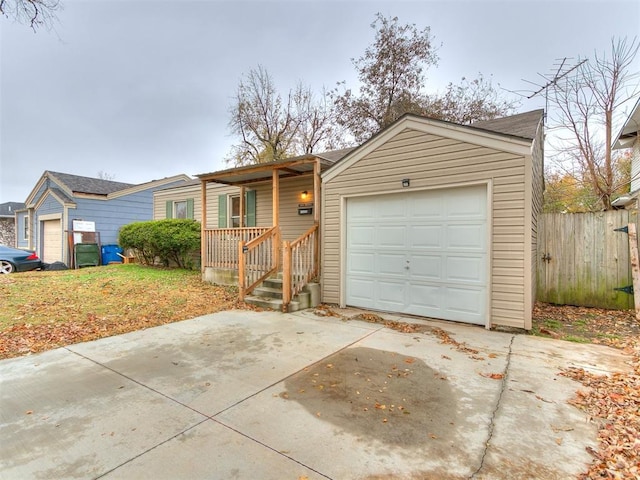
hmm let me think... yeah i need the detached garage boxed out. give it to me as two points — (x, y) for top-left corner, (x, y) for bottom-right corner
(321, 110), (544, 330)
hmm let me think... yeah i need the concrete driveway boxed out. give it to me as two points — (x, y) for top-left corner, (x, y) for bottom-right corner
(0, 309), (630, 479)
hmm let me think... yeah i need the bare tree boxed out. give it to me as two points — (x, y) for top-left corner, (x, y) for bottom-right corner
(0, 0), (60, 30)
(424, 74), (517, 124)
(547, 37), (639, 210)
(227, 66), (341, 166)
(97, 171), (115, 181)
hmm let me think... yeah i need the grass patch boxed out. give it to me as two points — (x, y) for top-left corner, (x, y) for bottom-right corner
(543, 318), (563, 330)
(0, 264), (250, 358)
(563, 335), (591, 344)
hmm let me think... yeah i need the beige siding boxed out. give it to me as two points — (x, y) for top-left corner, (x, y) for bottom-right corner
(153, 183), (235, 223)
(322, 127), (530, 329)
(243, 175), (316, 241)
(529, 121), (545, 329)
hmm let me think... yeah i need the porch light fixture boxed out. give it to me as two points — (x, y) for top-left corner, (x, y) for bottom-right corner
(301, 190), (309, 200)
(402, 179), (410, 187)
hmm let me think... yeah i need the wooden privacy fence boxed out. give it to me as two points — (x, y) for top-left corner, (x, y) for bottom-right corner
(536, 211), (636, 310)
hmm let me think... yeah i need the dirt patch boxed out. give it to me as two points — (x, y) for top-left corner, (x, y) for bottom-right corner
(532, 302), (640, 349)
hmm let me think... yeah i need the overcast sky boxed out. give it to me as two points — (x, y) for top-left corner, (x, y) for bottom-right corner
(1, 0), (639, 203)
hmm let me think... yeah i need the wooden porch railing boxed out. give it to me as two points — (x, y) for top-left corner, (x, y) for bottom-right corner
(203, 227), (270, 269)
(282, 224), (319, 310)
(238, 226), (280, 301)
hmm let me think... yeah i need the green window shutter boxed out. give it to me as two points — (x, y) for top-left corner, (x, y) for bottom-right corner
(165, 201), (173, 219)
(218, 195), (227, 228)
(186, 198), (194, 219)
(245, 190), (256, 227)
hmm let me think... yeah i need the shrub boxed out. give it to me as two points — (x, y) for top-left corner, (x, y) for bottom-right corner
(119, 219), (201, 269)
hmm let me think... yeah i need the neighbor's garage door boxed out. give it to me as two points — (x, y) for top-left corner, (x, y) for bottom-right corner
(42, 219), (62, 264)
(346, 185), (487, 325)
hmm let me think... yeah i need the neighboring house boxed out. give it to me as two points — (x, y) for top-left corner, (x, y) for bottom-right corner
(18, 171), (191, 265)
(0, 202), (25, 247)
(195, 110), (544, 331)
(613, 97), (640, 208)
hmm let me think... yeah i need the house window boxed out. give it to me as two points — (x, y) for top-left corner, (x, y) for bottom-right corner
(217, 191), (256, 228)
(165, 199), (194, 219)
(174, 201), (187, 219)
(23, 215), (29, 240)
(229, 195), (240, 228)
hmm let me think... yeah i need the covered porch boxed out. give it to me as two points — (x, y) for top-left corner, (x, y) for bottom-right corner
(197, 155), (328, 311)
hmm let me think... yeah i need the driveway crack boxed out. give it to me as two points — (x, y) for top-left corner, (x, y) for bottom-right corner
(469, 334), (515, 479)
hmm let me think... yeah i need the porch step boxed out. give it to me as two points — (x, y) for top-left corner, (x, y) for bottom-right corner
(262, 277), (283, 289)
(252, 285), (283, 299)
(244, 295), (300, 312)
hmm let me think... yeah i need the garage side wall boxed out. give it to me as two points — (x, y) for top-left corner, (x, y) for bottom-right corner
(322, 127), (529, 329)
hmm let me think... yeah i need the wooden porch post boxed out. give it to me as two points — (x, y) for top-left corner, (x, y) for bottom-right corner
(313, 158), (320, 224)
(272, 169), (280, 226)
(282, 240), (291, 311)
(238, 240), (246, 301)
(239, 185), (245, 228)
(201, 179), (207, 273)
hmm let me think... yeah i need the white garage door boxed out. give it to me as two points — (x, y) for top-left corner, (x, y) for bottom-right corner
(346, 185), (488, 325)
(42, 219), (62, 264)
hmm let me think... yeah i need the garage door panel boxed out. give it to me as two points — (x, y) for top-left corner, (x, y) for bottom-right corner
(446, 256), (485, 283)
(349, 252), (376, 274)
(445, 287), (486, 324)
(42, 219), (62, 264)
(408, 225), (442, 248)
(410, 196), (443, 218)
(408, 255), (442, 280)
(378, 196), (406, 218)
(378, 253), (407, 276)
(347, 278), (376, 303)
(408, 284), (443, 310)
(349, 226), (376, 247)
(378, 226), (406, 248)
(377, 280), (406, 306)
(446, 224), (485, 249)
(346, 186), (487, 325)
(447, 186), (486, 218)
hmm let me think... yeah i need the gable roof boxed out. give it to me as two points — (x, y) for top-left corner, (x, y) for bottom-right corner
(471, 109), (544, 140)
(614, 96), (640, 149)
(47, 171), (135, 195)
(323, 110), (542, 183)
(0, 202), (25, 218)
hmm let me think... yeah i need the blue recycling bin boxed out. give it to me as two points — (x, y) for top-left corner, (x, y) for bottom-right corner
(101, 244), (124, 264)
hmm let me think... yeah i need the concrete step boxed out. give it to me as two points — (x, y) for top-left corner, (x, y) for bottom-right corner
(252, 286), (283, 299)
(244, 295), (300, 312)
(262, 277), (283, 289)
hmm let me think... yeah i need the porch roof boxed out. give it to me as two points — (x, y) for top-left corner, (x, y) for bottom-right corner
(196, 149), (354, 186)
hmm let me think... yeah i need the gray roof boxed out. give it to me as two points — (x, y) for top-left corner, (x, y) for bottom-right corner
(315, 147), (357, 163)
(47, 171), (135, 195)
(614, 96), (640, 149)
(0, 202), (25, 217)
(471, 109), (544, 140)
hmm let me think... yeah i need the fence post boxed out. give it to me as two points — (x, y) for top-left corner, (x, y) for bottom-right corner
(282, 240), (291, 312)
(238, 240), (246, 301)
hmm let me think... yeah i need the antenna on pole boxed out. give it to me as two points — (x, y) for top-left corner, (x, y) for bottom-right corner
(522, 58), (587, 125)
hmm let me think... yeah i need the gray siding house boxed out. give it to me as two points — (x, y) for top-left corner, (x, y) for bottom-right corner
(18, 171), (191, 265)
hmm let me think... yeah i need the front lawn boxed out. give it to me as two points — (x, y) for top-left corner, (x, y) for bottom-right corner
(0, 264), (249, 359)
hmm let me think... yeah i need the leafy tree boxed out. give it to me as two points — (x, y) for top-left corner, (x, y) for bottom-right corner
(546, 37), (638, 210)
(0, 0), (60, 30)
(543, 150), (631, 213)
(332, 13), (517, 143)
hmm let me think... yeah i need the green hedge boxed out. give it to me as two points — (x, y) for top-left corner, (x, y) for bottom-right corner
(119, 219), (200, 269)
